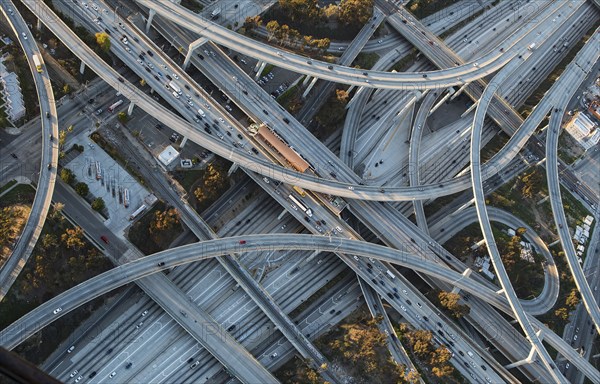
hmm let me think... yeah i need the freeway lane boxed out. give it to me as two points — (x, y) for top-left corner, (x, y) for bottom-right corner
(141, 0), (544, 89)
(1, 233), (599, 382)
(546, 48), (600, 336)
(0, 0), (59, 300)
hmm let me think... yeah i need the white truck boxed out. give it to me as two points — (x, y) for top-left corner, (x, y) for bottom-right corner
(197, 108), (206, 118)
(210, 8), (221, 19)
(169, 81), (182, 95)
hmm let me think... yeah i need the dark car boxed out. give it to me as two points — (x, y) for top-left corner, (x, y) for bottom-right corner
(118, 77), (124, 83)
(100, 235), (109, 244)
(239, 240), (246, 244)
(104, 28), (111, 35)
(88, 372), (97, 379)
(46, 111), (50, 118)
(251, 148), (259, 154)
(283, 117), (290, 124)
(262, 109), (269, 115)
(227, 324), (236, 332)
(184, 84), (191, 90)
(147, 50), (154, 56)
(10, 153), (17, 159)
(158, 262), (165, 267)
(328, 65), (333, 70)
(197, 53), (205, 60)
(125, 362), (132, 369)
(47, 163), (52, 170)
(166, 75), (172, 81)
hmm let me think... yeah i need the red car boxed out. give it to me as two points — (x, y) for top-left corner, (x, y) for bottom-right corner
(239, 240), (246, 245)
(100, 235), (109, 244)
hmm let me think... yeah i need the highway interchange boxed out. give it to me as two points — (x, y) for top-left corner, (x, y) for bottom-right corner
(0, 0), (599, 383)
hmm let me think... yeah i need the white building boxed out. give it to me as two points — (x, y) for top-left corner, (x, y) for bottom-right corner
(565, 112), (598, 150)
(157, 145), (180, 169)
(0, 60), (26, 121)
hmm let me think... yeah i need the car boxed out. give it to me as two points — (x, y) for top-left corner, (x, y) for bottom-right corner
(109, 371), (116, 378)
(47, 163), (52, 170)
(118, 77), (124, 83)
(125, 362), (132, 369)
(21, 32), (27, 40)
(158, 262), (165, 267)
(565, 363), (570, 370)
(574, 335), (578, 341)
(348, 186), (354, 190)
(467, 351), (474, 358)
(88, 372), (97, 378)
(100, 235), (109, 244)
(423, 316), (428, 321)
(46, 111), (51, 118)
(141, 310), (148, 316)
(75, 376), (83, 383)
(190, 361), (200, 369)
(172, 73), (179, 79)
(270, 352), (278, 359)
(166, 74), (172, 81)
(10, 153), (17, 159)
(239, 240), (246, 245)
(52, 307), (63, 315)
(67, 346), (75, 353)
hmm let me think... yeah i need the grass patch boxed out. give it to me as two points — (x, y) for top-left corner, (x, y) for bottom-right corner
(352, 52), (380, 70)
(172, 158), (232, 213)
(314, 91), (348, 140)
(0, 184), (36, 208)
(557, 131), (584, 165)
(406, 0), (460, 19)
(423, 190), (463, 217)
(128, 201), (184, 255)
(0, 180), (17, 195)
(180, 0), (204, 13)
(0, 207), (114, 364)
(90, 132), (147, 187)
(260, 63), (275, 77)
(480, 132), (509, 163)
(390, 49), (418, 72)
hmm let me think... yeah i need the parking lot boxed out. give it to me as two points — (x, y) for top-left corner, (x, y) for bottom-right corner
(63, 142), (151, 234)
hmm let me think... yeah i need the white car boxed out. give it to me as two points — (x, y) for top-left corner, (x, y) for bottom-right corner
(109, 371), (116, 378)
(22, 32), (27, 40)
(172, 73), (179, 79)
(147, 63), (154, 69)
(187, 100), (194, 107)
(125, 47), (131, 53)
(69, 370), (78, 378)
(75, 376), (83, 383)
(400, 305), (407, 312)
(218, 117), (225, 123)
(53, 307), (62, 314)
(141, 310), (148, 317)
(217, 133), (224, 140)
(92, 4), (98, 11)
(83, 2), (88, 8)
(136, 58), (143, 65)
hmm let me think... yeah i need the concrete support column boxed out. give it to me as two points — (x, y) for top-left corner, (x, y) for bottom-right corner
(180, 136), (188, 148)
(255, 62), (267, 80)
(302, 77), (318, 98)
(345, 87), (364, 110)
(127, 102), (135, 116)
(79, 61), (86, 75)
(37, 18), (42, 31)
(253, 60), (263, 72)
(302, 75), (312, 86)
(450, 82), (469, 100)
(145, 9), (156, 34)
(228, 163), (238, 176)
(183, 37), (209, 69)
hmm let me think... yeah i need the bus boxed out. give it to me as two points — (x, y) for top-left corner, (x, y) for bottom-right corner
(95, 161), (102, 180)
(293, 185), (306, 197)
(123, 188), (130, 208)
(288, 194), (312, 217)
(129, 204), (147, 221)
(32, 54), (42, 73)
(108, 99), (124, 113)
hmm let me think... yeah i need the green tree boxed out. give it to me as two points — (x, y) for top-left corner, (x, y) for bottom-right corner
(75, 182), (89, 196)
(95, 32), (111, 52)
(566, 289), (580, 308)
(339, 0), (373, 26)
(91, 197), (105, 212)
(554, 307), (569, 321)
(60, 168), (76, 185)
(266, 20), (280, 42)
(58, 130), (67, 148)
(61, 226), (85, 249)
(244, 15), (262, 31)
(336, 89), (350, 105)
(279, 0), (323, 23)
(406, 329), (432, 357)
(117, 111), (128, 123)
(149, 208), (180, 234)
(63, 84), (71, 94)
(516, 227), (527, 236)
(438, 291), (470, 318)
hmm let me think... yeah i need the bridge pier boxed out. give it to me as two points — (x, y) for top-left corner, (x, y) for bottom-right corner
(37, 18), (42, 31)
(127, 101), (135, 116)
(302, 75), (312, 86)
(180, 137), (188, 148)
(302, 77), (318, 98)
(228, 163), (238, 176)
(504, 346), (537, 369)
(255, 61), (267, 80)
(183, 37), (209, 69)
(451, 268), (472, 294)
(79, 61), (86, 75)
(145, 9), (155, 34)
